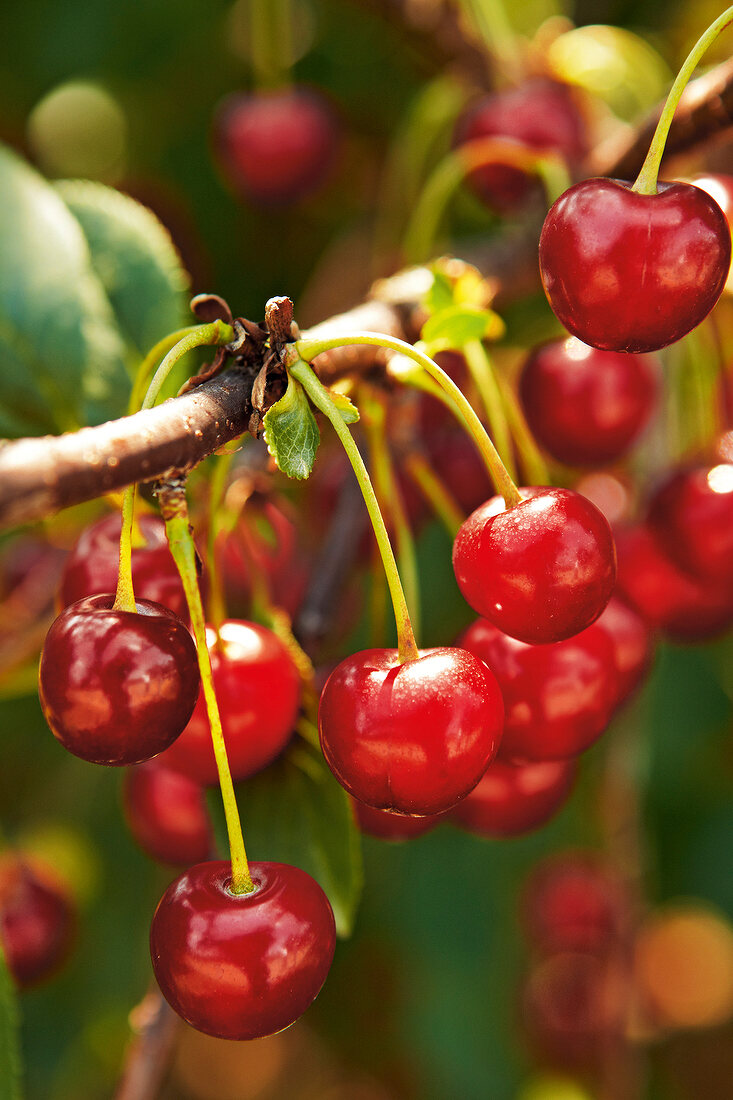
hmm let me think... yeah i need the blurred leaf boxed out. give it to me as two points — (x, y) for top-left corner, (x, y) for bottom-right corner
(263, 374), (320, 479)
(423, 270), (455, 315)
(0, 940), (22, 1100)
(0, 143), (129, 436)
(421, 306), (498, 353)
(55, 180), (190, 357)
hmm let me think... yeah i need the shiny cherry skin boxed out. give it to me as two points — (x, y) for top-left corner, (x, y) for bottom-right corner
(456, 78), (586, 213)
(39, 595), (200, 766)
(594, 595), (653, 708)
(460, 618), (616, 762)
(214, 87), (339, 205)
(522, 852), (628, 955)
(539, 178), (731, 352)
(352, 798), (445, 841)
(59, 513), (188, 621)
(451, 758), (576, 837)
(0, 854), (75, 988)
(150, 860), (336, 1040)
(615, 525), (733, 642)
(160, 619), (301, 786)
(452, 487), (616, 645)
(123, 761), (212, 866)
(318, 647), (504, 816)
(647, 464), (733, 586)
(519, 337), (657, 466)
(690, 173), (733, 290)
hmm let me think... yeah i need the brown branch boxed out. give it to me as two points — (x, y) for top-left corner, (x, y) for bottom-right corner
(114, 989), (180, 1100)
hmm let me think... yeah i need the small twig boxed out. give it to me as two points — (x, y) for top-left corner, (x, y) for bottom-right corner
(114, 988), (180, 1100)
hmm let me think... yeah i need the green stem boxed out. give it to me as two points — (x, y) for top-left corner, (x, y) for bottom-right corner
(294, 333), (522, 507)
(289, 358), (420, 663)
(462, 0), (522, 84)
(141, 321), (234, 412)
(463, 340), (517, 480)
(633, 6), (733, 195)
(404, 452), (465, 537)
(206, 451), (236, 635)
(494, 371), (550, 485)
(249, 0), (292, 89)
(127, 327), (200, 415)
(113, 485), (137, 613)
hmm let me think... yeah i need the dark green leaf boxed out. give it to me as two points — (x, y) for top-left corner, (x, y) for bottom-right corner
(263, 374), (320, 479)
(0, 940), (22, 1100)
(55, 180), (190, 357)
(421, 306), (496, 353)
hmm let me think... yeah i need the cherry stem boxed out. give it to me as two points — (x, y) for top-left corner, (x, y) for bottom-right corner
(403, 452), (465, 537)
(113, 484), (137, 613)
(249, 0), (293, 90)
(140, 321), (234, 412)
(288, 357), (420, 663)
(633, 4), (733, 195)
(403, 138), (571, 263)
(493, 371), (550, 485)
(158, 480), (253, 896)
(463, 339), (517, 481)
(127, 327), (200, 415)
(461, 0), (522, 85)
(294, 333), (522, 507)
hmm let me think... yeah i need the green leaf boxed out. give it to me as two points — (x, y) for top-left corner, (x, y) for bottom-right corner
(262, 374), (320, 479)
(423, 269), (455, 315)
(421, 306), (498, 354)
(0, 143), (129, 436)
(0, 940), (22, 1100)
(55, 180), (190, 357)
(327, 388), (360, 424)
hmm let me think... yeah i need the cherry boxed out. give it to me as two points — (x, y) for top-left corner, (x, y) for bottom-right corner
(60, 513), (188, 621)
(352, 798), (445, 841)
(452, 487), (616, 645)
(459, 618), (616, 762)
(518, 337), (658, 466)
(539, 178), (731, 352)
(0, 853), (75, 988)
(220, 497), (309, 620)
(690, 172), (733, 289)
(594, 595), (653, 708)
(123, 761), (212, 866)
(456, 78), (586, 213)
(521, 852), (628, 956)
(450, 757), (576, 837)
(213, 87), (339, 205)
(159, 619), (301, 786)
(318, 647), (504, 816)
(150, 860), (336, 1040)
(647, 464), (733, 586)
(39, 595), (200, 766)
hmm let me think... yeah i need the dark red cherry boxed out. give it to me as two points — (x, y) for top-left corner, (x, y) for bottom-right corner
(519, 337), (658, 466)
(594, 595), (653, 708)
(160, 619), (301, 786)
(451, 758), (576, 837)
(213, 87), (339, 205)
(539, 178), (731, 352)
(647, 464), (733, 586)
(123, 761), (212, 866)
(318, 647), (504, 816)
(459, 618), (616, 762)
(615, 525), (733, 642)
(352, 798), (445, 841)
(60, 513), (188, 621)
(452, 487), (616, 645)
(456, 78), (586, 213)
(522, 852), (628, 955)
(150, 860), (336, 1040)
(0, 854), (75, 988)
(39, 595), (200, 766)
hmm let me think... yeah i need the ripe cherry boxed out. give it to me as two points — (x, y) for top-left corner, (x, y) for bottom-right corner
(159, 619), (301, 786)
(519, 337), (658, 467)
(352, 798), (445, 841)
(539, 178), (731, 352)
(452, 487), (616, 645)
(522, 852), (628, 956)
(213, 87), (339, 205)
(318, 647), (504, 816)
(594, 596), (653, 708)
(150, 860), (336, 1040)
(0, 853), (75, 988)
(450, 758), (576, 837)
(456, 78), (586, 213)
(39, 595), (200, 766)
(123, 761), (212, 866)
(647, 464), (733, 586)
(459, 618), (616, 762)
(60, 513), (188, 621)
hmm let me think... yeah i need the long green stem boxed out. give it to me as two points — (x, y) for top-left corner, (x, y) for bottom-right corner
(494, 371), (550, 485)
(289, 358), (419, 663)
(633, 5), (733, 195)
(127, 327), (200, 415)
(163, 500), (253, 896)
(113, 485), (137, 613)
(404, 452), (465, 537)
(141, 321), (234, 411)
(294, 334), (522, 507)
(463, 340), (517, 480)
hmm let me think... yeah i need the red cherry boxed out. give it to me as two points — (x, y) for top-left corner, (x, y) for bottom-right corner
(123, 761), (212, 866)
(647, 464), (733, 586)
(519, 337), (658, 466)
(522, 852), (628, 955)
(0, 854), (75, 988)
(150, 860), (336, 1040)
(594, 595), (654, 707)
(38, 595), (200, 766)
(452, 487), (616, 645)
(318, 647), (504, 815)
(213, 87), (339, 205)
(159, 619), (301, 786)
(450, 758), (576, 837)
(539, 178), (731, 352)
(60, 513), (188, 621)
(351, 798), (445, 841)
(456, 78), (586, 213)
(220, 496), (309, 620)
(459, 618), (616, 761)
(615, 524), (733, 642)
